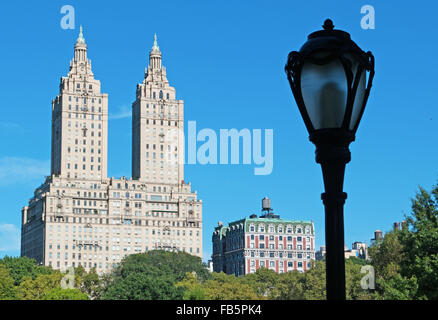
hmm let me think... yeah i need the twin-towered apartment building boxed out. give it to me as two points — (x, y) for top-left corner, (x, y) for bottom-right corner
(21, 28), (202, 274)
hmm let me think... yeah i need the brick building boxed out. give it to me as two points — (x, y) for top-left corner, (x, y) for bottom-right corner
(212, 198), (315, 276)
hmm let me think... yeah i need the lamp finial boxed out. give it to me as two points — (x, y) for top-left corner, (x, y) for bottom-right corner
(323, 19), (334, 31)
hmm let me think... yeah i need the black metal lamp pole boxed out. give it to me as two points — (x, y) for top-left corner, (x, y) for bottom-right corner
(285, 19), (375, 300)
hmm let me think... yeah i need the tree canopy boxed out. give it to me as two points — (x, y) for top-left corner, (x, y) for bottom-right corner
(102, 250), (210, 300)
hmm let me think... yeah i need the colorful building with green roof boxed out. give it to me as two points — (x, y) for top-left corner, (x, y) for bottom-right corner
(212, 198), (315, 276)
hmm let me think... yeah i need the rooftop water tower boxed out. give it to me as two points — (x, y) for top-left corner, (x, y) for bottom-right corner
(260, 197), (280, 219)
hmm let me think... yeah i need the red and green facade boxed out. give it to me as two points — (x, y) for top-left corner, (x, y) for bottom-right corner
(212, 216), (315, 276)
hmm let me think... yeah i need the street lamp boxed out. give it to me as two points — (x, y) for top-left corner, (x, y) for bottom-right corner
(285, 19), (375, 300)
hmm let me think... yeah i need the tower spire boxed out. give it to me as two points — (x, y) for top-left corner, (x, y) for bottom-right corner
(77, 25), (85, 44)
(152, 33), (159, 52)
(73, 25), (88, 64)
(149, 33), (162, 70)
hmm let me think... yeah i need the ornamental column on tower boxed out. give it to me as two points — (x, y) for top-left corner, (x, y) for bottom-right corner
(132, 34), (185, 184)
(51, 26), (108, 181)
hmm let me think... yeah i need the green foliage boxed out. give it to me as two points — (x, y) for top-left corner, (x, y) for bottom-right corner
(347, 256), (368, 266)
(43, 287), (89, 300)
(177, 260), (372, 301)
(345, 258), (373, 300)
(373, 274), (420, 300)
(399, 185), (438, 299)
(368, 182), (438, 300)
(0, 264), (18, 300)
(79, 267), (103, 299)
(368, 231), (404, 280)
(300, 260), (326, 300)
(0, 256), (54, 286)
(17, 273), (63, 300)
(270, 270), (304, 300)
(243, 267), (280, 297)
(176, 273), (207, 300)
(176, 272), (262, 300)
(102, 251), (210, 300)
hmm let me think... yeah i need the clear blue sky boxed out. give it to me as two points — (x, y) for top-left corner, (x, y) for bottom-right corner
(0, 0), (437, 262)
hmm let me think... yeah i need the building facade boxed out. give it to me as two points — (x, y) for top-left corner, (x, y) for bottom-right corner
(212, 198), (315, 276)
(344, 242), (368, 260)
(21, 28), (203, 275)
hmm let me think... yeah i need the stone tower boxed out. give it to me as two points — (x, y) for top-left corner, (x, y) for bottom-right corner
(51, 26), (108, 181)
(132, 34), (184, 184)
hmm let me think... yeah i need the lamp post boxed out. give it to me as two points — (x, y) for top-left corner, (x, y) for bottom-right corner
(285, 19), (375, 300)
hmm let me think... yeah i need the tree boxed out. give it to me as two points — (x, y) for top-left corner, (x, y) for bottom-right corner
(0, 264), (17, 300)
(176, 272), (262, 300)
(243, 267), (280, 298)
(373, 274), (420, 300)
(270, 270), (304, 300)
(43, 287), (89, 300)
(300, 260), (326, 300)
(0, 256), (53, 286)
(367, 182), (438, 300)
(368, 230), (404, 280)
(102, 251), (210, 300)
(345, 258), (373, 300)
(79, 267), (103, 299)
(17, 273), (63, 300)
(175, 272), (207, 300)
(399, 184), (438, 299)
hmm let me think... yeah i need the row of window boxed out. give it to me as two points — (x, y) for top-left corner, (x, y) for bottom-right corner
(67, 95), (101, 104)
(67, 105), (102, 113)
(251, 234), (310, 242)
(249, 251), (313, 259)
(145, 119), (179, 126)
(67, 113), (102, 120)
(249, 225), (312, 234)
